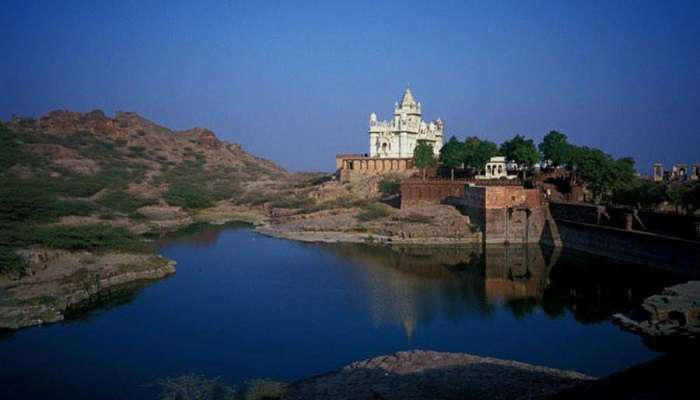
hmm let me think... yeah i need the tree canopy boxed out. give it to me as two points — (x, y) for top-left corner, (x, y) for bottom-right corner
(613, 178), (700, 213)
(413, 140), (436, 179)
(500, 135), (540, 168)
(434, 130), (649, 206)
(439, 136), (464, 180)
(439, 136), (463, 167)
(612, 179), (668, 209)
(462, 136), (498, 173)
(539, 130), (572, 167)
(569, 146), (636, 202)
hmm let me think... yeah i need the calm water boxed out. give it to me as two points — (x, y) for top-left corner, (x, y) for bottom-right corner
(0, 223), (683, 399)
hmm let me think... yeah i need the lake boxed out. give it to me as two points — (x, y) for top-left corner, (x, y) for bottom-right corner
(0, 223), (682, 399)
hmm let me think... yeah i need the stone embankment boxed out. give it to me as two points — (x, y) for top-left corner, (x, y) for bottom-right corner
(548, 201), (700, 274)
(0, 249), (175, 330)
(612, 281), (700, 350)
(257, 204), (480, 245)
(283, 350), (592, 400)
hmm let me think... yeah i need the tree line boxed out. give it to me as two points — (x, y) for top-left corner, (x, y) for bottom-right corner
(411, 131), (699, 212)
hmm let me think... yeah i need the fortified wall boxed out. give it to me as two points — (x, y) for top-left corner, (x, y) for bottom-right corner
(454, 185), (545, 244)
(400, 178), (525, 209)
(437, 184), (546, 244)
(549, 202), (700, 241)
(399, 179), (468, 209)
(400, 178), (546, 244)
(398, 177), (699, 273)
(549, 201), (700, 275)
(336, 154), (413, 182)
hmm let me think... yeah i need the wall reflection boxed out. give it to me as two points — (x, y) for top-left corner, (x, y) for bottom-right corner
(321, 242), (680, 339)
(154, 223), (682, 340)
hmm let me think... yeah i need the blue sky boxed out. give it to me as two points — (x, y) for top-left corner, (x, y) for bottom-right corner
(2, 0), (699, 172)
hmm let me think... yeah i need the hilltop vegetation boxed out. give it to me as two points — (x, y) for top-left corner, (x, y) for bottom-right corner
(0, 110), (289, 275)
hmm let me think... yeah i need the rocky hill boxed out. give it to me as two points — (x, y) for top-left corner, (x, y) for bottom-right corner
(0, 109), (470, 329)
(0, 110), (296, 328)
(4, 109), (285, 179)
(1, 110), (292, 224)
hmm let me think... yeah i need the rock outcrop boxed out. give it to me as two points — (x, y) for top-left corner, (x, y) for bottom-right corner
(612, 281), (700, 350)
(259, 204), (479, 244)
(283, 350), (592, 400)
(0, 249), (176, 330)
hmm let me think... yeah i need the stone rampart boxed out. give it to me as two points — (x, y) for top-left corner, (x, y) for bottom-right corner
(556, 220), (700, 276)
(336, 155), (413, 182)
(448, 184), (545, 244)
(400, 179), (468, 209)
(549, 201), (700, 241)
(548, 201), (700, 274)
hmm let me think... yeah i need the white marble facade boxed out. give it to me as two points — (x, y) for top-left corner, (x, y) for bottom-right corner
(478, 156), (517, 180)
(369, 88), (443, 158)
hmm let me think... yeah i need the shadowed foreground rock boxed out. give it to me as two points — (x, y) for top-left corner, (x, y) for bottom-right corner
(612, 280), (700, 350)
(283, 350), (591, 400)
(549, 351), (699, 400)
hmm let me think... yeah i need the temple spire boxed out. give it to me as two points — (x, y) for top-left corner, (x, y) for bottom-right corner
(400, 87), (416, 107)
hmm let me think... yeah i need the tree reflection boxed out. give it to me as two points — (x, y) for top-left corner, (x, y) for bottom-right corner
(152, 222), (250, 248)
(321, 242), (683, 337)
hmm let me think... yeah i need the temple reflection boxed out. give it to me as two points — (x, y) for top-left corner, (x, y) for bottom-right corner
(155, 223), (681, 341)
(321, 242), (679, 339)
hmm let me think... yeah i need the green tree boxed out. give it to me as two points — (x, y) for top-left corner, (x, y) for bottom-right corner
(613, 179), (668, 209)
(569, 146), (636, 203)
(616, 157), (637, 186)
(683, 181), (700, 213)
(462, 136), (498, 174)
(539, 130), (572, 167)
(500, 134), (541, 178)
(413, 140), (436, 180)
(667, 182), (689, 213)
(439, 136), (463, 180)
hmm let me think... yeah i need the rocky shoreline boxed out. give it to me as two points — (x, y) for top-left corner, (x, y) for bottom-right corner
(283, 350), (592, 400)
(256, 224), (481, 245)
(0, 203), (270, 331)
(257, 204), (481, 245)
(612, 280), (700, 351)
(0, 250), (175, 330)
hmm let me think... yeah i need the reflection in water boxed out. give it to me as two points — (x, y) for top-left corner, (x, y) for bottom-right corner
(152, 222), (251, 248)
(0, 224), (686, 399)
(320, 242), (679, 339)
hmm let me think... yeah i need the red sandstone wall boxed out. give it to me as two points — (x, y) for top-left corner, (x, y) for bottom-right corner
(400, 180), (467, 209)
(457, 185), (544, 244)
(401, 182), (545, 244)
(484, 186), (540, 209)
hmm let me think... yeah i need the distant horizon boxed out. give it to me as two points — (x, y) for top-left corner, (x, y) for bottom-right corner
(2, 1), (699, 173)
(3, 105), (694, 176)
